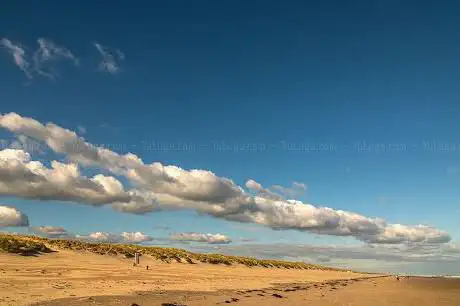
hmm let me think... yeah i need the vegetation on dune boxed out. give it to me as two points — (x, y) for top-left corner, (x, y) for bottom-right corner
(0, 234), (343, 271)
(0, 234), (52, 256)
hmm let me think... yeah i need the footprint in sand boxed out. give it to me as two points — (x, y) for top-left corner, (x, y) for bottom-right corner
(223, 297), (240, 303)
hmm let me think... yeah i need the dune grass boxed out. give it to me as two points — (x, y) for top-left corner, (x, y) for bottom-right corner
(0, 234), (52, 256)
(0, 233), (344, 271)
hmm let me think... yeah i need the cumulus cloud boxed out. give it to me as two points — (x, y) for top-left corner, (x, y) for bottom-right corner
(77, 231), (153, 244)
(0, 38), (32, 78)
(361, 224), (451, 245)
(245, 179), (262, 191)
(33, 38), (78, 79)
(94, 43), (124, 75)
(170, 232), (232, 244)
(112, 190), (159, 214)
(0, 112), (245, 211)
(0, 148), (131, 205)
(120, 231), (153, 243)
(0, 205), (29, 227)
(0, 112), (452, 247)
(31, 226), (70, 238)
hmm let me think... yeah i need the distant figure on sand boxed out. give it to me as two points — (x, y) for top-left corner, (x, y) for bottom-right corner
(134, 252), (140, 266)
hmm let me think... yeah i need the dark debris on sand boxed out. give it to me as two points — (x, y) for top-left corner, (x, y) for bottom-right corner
(223, 297), (240, 304)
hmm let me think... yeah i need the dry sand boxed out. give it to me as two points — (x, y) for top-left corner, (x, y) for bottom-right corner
(0, 249), (458, 305)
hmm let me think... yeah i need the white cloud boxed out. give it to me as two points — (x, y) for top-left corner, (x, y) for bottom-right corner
(170, 232), (232, 244)
(77, 231), (152, 244)
(0, 205), (29, 227)
(0, 38), (32, 78)
(79, 232), (122, 243)
(120, 231), (153, 243)
(1, 38), (78, 80)
(31, 226), (70, 238)
(361, 224), (451, 244)
(33, 38), (78, 79)
(0, 112), (452, 247)
(94, 43), (124, 75)
(0, 148), (132, 205)
(245, 179), (262, 191)
(112, 190), (159, 214)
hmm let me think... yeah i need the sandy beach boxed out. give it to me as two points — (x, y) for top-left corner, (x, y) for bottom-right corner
(37, 276), (460, 306)
(0, 248), (459, 306)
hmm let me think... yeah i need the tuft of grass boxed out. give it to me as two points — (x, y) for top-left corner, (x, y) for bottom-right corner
(0, 234), (358, 272)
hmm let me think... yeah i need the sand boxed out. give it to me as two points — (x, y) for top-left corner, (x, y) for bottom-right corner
(0, 249), (458, 305)
(36, 277), (460, 306)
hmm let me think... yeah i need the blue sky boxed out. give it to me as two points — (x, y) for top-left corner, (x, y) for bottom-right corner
(1, 1), (460, 274)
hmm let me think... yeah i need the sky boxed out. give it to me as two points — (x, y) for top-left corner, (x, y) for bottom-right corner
(1, 0), (460, 275)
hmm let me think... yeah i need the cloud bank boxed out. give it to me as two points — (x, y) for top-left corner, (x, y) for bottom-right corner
(0, 112), (452, 248)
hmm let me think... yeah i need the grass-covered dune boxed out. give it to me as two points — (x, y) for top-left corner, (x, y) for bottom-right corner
(0, 234), (53, 256)
(0, 233), (349, 271)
